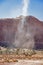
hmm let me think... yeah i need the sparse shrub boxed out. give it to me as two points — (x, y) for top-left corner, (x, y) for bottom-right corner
(16, 48), (19, 55)
(28, 50), (36, 56)
(24, 52), (29, 56)
(0, 50), (2, 54)
(13, 59), (18, 62)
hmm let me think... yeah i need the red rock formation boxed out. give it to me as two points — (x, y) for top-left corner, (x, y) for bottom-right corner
(0, 16), (43, 49)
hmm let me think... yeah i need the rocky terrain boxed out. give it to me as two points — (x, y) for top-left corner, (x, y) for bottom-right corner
(0, 16), (43, 49)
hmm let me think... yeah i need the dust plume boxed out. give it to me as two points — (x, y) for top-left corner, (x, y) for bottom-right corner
(14, 0), (35, 49)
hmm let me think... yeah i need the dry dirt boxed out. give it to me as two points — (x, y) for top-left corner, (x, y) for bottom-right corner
(0, 60), (43, 65)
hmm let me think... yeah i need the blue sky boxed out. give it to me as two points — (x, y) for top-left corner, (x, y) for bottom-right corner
(0, 0), (43, 21)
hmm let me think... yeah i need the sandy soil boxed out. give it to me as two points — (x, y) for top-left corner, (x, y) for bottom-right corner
(0, 60), (43, 65)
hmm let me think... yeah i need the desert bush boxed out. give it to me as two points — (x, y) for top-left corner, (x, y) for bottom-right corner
(13, 59), (18, 62)
(0, 50), (2, 54)
(16, 48), (20, 55)
(27, 50), (36, 56)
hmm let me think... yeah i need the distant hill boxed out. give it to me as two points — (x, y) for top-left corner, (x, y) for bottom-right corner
(0, 16), (43, 49)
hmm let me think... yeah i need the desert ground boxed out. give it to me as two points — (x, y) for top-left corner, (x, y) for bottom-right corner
(0, 60), (43, 65)
(0, 49), (43, 65)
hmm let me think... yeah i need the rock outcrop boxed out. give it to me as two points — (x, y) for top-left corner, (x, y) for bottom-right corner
(0, 16), (43, 49)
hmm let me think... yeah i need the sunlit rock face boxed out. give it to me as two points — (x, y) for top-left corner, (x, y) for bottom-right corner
(0, 16), (43, 49)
